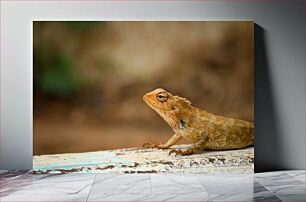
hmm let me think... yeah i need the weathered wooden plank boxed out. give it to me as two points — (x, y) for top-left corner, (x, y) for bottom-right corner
(33, 145), (254, 174)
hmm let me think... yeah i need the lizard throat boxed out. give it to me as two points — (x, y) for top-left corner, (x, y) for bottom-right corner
(144, 99), (179, 128)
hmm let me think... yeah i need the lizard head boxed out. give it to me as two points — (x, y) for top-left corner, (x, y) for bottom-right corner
(143, 88), (192, 128)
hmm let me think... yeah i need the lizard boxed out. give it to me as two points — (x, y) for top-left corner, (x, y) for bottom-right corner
(142, 88), (254, 156)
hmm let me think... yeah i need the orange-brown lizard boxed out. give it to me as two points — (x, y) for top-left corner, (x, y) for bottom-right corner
(143, 88), (254, 156)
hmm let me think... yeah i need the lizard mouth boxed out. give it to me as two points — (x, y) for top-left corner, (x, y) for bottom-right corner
(143, 96), (161, 111)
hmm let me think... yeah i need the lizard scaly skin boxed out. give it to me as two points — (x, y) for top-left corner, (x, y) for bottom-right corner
(143, 88), (254, 156)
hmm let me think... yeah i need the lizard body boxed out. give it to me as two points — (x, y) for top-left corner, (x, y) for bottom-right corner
(143, 88), (254, 156)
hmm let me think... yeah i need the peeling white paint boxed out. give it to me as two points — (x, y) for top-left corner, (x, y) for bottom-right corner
(33, 145), (254, 174)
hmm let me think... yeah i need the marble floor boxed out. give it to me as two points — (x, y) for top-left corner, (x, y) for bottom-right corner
(0, 170), (305, 201)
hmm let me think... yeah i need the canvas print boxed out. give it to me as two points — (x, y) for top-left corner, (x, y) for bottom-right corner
(33, 21), (254, 174)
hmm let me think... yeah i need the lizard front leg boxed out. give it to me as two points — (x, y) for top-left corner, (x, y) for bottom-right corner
(169, 132), (208, 156)
(143, 133), (182, 149)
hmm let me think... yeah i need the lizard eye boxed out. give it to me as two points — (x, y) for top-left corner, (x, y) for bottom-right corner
(156, 92), (168, 102)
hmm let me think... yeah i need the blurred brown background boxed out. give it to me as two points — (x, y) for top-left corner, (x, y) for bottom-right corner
(33, 21), (254, 155)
